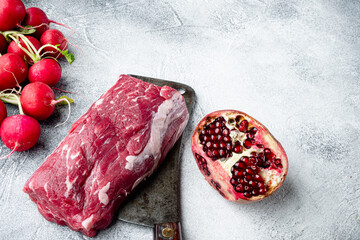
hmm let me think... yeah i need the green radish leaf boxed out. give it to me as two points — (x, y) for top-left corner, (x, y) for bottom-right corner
(56, 96), (74, 106)
(55, 44), (75, 64)
(18, 26), (36, 35)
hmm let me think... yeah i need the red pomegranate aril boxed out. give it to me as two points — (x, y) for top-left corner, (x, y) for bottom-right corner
(239, 120), (248, 132)
(219, 149), (225, 157)
(244, 186), (251, 192)
(215, 121), (222, 128)
(243, 139), (252, 149)
(234, 170), (242, 177)
(249, 181), (257, 187)
(243, 192), (251, 198)
(259, 188), (266, 195)
(250, 127), (257, 135)
(235, 184), (244, 193)
(224, 136), (231, 142)
(254, 175), (262, 181)
(258, 182), (265, 188)
(264, 148), (271, 156)
(210, 135), (217, 141)
(226, 143), (232, 151)
(213, 142), (219, 149)
(241, 156), (250, 165)
(257, 144), (264, 148)
(237, 162), (246, 169)
(246, 168), (255, 175)
(212, 150), (219, 158)
(230, 178), (237, 185)
(245, 174), (252, 181)
(214, 128), (221, 134)
(217, 135), (223, 141)
(222, 129), (230, 136)
(252, 189), (259, 196)
(209, 123), (215, 129)
(206, 150), (213, 158)
(233, 145), (242, 153)
(219, 142), (226, 148)
(235, 115), (242, 122)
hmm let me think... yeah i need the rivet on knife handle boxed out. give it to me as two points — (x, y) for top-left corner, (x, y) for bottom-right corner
(154, 222), (182, 240)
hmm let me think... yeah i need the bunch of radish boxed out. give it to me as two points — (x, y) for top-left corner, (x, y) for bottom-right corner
(0, 0), (75, 158)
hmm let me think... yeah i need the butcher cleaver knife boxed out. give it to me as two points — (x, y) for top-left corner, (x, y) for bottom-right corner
(117, 75), (195, 240)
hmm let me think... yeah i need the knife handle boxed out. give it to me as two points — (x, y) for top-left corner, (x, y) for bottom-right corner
(154, 222), (182, 240)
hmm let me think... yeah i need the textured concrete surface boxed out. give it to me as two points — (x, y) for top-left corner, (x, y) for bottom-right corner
(1, 0), (359, 239)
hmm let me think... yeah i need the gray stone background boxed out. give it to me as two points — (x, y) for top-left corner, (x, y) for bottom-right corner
(0, 0), (359, 239)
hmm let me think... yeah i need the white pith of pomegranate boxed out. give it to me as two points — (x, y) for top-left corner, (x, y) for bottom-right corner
(191, 110), (288, 203)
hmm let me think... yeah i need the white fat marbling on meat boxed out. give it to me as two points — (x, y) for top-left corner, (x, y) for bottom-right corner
(125, 92), (188, 190)
(98, 182), (111, 205)
(81, 215), (94, 230)
(78, 124), (86, 134)
(95, 99), (103, 107)
(64, 175), (78, 197)
(70, 152), (80, 160)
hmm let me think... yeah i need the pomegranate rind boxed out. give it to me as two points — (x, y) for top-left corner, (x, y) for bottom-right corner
(191, 110), (288, 203)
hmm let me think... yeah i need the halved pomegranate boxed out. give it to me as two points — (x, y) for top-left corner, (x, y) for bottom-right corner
(191, 110), (288, 203)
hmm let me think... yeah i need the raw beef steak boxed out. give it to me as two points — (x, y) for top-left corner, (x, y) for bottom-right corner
(23, 75), (189, 237)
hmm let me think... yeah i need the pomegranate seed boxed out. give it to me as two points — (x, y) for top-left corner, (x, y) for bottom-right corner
(224, 136), (231, 142)
(213, 143), (219, 149)
(230, 178), (237, 185)
(252, 189), (259, 196)
(226, 143), (232, 151)
(219, 142), (226, 148)
(235, 115), (242, 122)
(203, 135), (210, 142)
(233, 145), (242, 153)
(210, 135), (217, 141)
(247, 133), (254, 139)
(250, 127), (257, 135)
(264, 148), (271, 156)
(254, 175), (262, 181)
(217, 135), (223, 141)
(208, 129), (214, 135)
(214, 128), (221, 134)
(212, 150), (219, 158)
(258, 182), (265, 188)
(237, 162), (246, 169)
(222, 129), (230, 136)
(246, 168), (255, 175)
(206, 150), (213, 158)
(239, 179), (245, 184)
(245, 174), (252, 181)
(244, 186), (251, 192)
(257, 144), (264, 148)
(206, 141), (212, 148)
(235, 184), (244, 193)
(239, 120), (248, 132)
(243, 139), (252, 149)
(209, 123), (215, 129)
(249, 157), (256, 164)
(243, 192), (251, 198)
(219, 149), (225, 157)
(250, 152), (257, 156)
(259, 188), (266, 195)
(275, 158), (281, 165)
(249, 180), (257, 187)
(277, 164), (283, 168)
(241, 156), (250, 165)
(234, 170), (242, 177)
(215, 121), (222, 128)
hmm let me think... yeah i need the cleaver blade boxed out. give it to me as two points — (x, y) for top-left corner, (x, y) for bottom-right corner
(117, 75), (196, 240)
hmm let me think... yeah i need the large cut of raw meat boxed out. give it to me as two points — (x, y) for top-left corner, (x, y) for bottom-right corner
(23, 75), (189, 237)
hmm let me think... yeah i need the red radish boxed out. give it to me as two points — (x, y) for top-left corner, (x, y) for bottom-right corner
(22, 7), (73, 39)
(0, 34), (7, 54)
(20, 82), (70, 121)
(0, 0), (26, 31)
(40, 29), (68, 59)
(0, 100), (6, 127)
(28, 59), (62, 86)
(0, 115), (40, 155)
(0, 53), (28, 90)
(7, 35), (41, 63)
